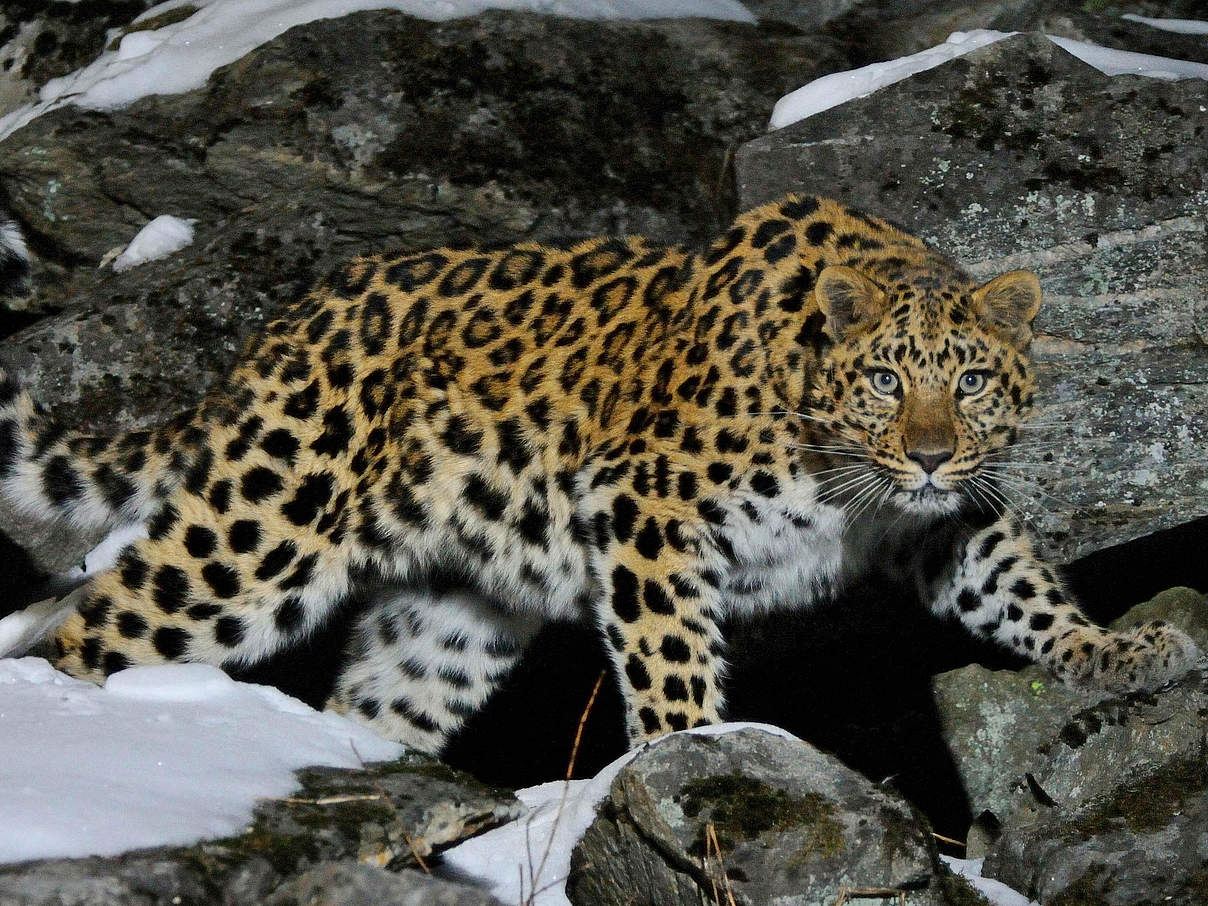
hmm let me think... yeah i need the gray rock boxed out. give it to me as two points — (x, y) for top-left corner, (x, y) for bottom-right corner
(736, 31), (1208, 562)
(0, 2), (159, 118)
(0, 753), (521, 906)
(933, 587), (1208, 828)
(0, 6), (847, 575)
(981, 671), (1208, 905)
(823, 0), (1208, 67)
(567, 729), (981, 906)
(264, 861), (503, 906)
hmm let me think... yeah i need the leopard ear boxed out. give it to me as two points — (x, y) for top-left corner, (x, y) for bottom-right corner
(970, 270), (1042, 349)
(814, 266), (887, 340)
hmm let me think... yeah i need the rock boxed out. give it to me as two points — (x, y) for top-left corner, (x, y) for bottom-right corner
(263, 861), (503, 906)
(823, 0), (1208, 68)
(740, 0), (868, 32)
(0, 753), (521, 906)
(933, 587), (1208, 829)
(1108, 585), (1208, 645)
(566, 728), (984, 906)
(736, 31), (1208, 562)
(981, 669), (1208, 905)
(0, 2), (159, 118)
(0, 7), (848, 324)
(0, 6), (847, 578)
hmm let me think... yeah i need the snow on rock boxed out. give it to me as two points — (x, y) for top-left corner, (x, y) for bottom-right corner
(111, 214), (197, 272)
(444, 720), (1040, 906)
(0, 596), (77, 659)
(942, 857), (1041, 906)
(444, 723), (795, 906)
(0, 658), (401, 863)
(0, 0), (755, 142)
(1121, 14), (1208, 36)
(770, 29), (1208, 129)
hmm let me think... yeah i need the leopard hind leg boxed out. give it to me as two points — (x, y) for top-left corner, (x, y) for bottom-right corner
(327, 585), (541, 752)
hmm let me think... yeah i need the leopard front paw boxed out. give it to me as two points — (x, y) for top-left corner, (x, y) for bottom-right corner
(1070, 620), (1200, 694)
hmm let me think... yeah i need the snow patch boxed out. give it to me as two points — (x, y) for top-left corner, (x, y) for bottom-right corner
(112, 215), (197, 272)
(0, 0), (755, 142)
(771, 29), (1208, 129)
(942, 856), (1041, 906)
(0, 659), (401, 863)
(1121, 14), (1208, 36)
(0, 596), (77, 658)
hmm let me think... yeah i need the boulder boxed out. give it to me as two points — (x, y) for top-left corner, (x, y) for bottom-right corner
(736, 31), (1208, 563)
(566, 728), (987, 906)
(931, 588), (1208, 904)
(823, 0), (1208, 67)
(933, 587), (1208, 825)
(0, 6), (847, 577)
(983, 749), (1208, 906)
(0, 753), (521, 906)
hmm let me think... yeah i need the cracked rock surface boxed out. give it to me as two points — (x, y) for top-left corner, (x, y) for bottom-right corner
(737, 31), (1208, 562)
(933, 588), (1208, 905)
(0, 753), (518, 906)
(566, 729), (984, 906)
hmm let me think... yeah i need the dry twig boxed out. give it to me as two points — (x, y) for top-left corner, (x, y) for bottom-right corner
(521, 669), (608, 905)
(834, 886), (908, 905)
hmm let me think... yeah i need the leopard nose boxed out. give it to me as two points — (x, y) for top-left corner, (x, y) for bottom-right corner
(907, 449), (953, 474)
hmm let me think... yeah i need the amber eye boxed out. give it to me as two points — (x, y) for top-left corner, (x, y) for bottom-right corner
(958, 371), (989, 396)
(868, 369), (900, 395)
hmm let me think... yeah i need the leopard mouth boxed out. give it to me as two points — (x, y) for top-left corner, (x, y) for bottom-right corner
(893, 484), (963, 516)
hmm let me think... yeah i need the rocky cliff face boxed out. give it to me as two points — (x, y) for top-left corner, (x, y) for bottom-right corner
(1, 2), (1206, 904)
(737, 31), (1208, 564)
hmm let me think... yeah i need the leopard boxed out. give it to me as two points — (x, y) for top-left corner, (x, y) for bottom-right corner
(0, 194), (1198, 752)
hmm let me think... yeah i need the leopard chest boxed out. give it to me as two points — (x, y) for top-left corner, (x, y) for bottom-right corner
(712, 483), (849, 616)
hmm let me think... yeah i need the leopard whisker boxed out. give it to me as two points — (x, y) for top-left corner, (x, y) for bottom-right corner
(817, 469), (883, 504)
(816, 473), (881, 502)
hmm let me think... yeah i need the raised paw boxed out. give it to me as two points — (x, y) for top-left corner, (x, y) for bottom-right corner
(1077, 620), (1200, 694)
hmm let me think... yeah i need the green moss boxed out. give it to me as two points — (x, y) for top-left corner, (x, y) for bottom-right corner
(937, 868), (993, 906)
(1049, 865), (1112, 906)
(875, 804), (926, 863)
(193, 825), (323, 878)
(680, 773), (845, 859)
(1072, 757), (1208, 837)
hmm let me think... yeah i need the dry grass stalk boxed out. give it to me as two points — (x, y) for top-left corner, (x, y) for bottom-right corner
(521, 669), (608, 905)
(834, 885), (908, 905)
(701, 821), (739, 906)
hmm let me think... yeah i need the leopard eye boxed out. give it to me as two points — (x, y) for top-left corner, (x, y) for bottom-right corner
(957, 371), (989, 396)
(867, 369), (900, 395)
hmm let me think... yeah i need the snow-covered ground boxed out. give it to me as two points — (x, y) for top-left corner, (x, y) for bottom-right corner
(0, 658), (400, 863)
(0, 0), (754, 142)
(770, 26), (1208, 128)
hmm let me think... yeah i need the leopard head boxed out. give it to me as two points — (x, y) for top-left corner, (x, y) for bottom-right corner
(806, 265), (1041, 519)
